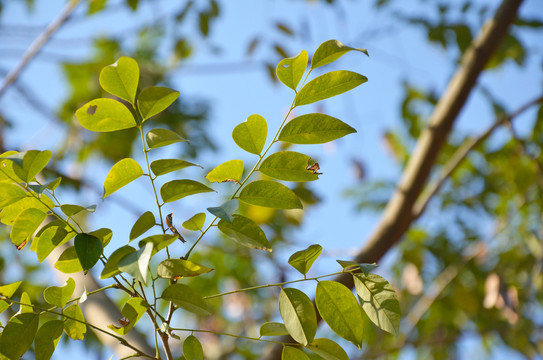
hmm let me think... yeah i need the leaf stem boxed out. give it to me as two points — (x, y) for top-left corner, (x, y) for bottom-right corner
(169, 327), (297, 346)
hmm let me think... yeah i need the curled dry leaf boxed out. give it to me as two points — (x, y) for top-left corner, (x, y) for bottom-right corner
(166, 213), (185, 243)
(307, 163), (322, 175)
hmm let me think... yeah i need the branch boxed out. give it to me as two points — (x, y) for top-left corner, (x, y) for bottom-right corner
(265, 0), (524, 357)
(0, 0), (81, 100)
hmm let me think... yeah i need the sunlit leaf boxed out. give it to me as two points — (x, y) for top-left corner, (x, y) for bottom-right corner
(18, 291), (33, 314)
(130, 211), (156, 240)
(161, 283), (211, 316)
(76, 98), (137, 132)
(353, 273), (400, 335)
(43, 277), (75, 308)
(74, 233), (103, 274)
(150, 159), (201, 176)
(276, 50), (308, 91)
(107, 297), (149, 335)
(259, 151), (319, 182)
(279, 288), (317, 345)
(10, 207), (47, 249)
(160, 179), (215, 203)
(34, 225), (72, 263)
(1, 150), (52, 183)
(232, 114), (267, 155)
(146, 128), (187, 149)
(306, 338), (349, 360)
(288, 244), (322, 275)
(0, 313), (39, 359)
(138, 86), (180, 121)
(183, 335), (204, 360)
(217, 214), (271, 251)
(295, 71), (367, 106)
(0, 281), (22, 298)
(99, 56), (139, 104)
(206, 159), (244, 183)
(182, 212), (206, 231)
(0, 195), (54, 226)
(311, 39), (368, 70)
(260, 322), (289, 336)
(54, 246), (82, 274)
(315, 281), (364, 348)
(118, 242), (154, 285)
(63, 304), (86, 340)
(0, 183), (26, 207)
(336, 260), (378, 275)
(278, 113), (356, 144)
(207, 199), (238, 223)
(100, 245), (136, 279)
(137, 234), (180, 255)
(35, 320), (64, 360)
(239, 180), (302, 209)
(157, 259), (213, 279)
(89, 227), (113, 248)
(60, 204), (96, 217)
(103, 158), (143, 198)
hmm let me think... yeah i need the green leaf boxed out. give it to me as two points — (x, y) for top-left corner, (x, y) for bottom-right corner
(0, 195), (54, 226)
(336, 260), (378, 275)
(150, 159), (201, 176)
(10, 207), (47, 249)
(259, 151), (319, 182)
(0, 281), (22, 298)
(157, 259), (213, 279)
(103, 158), (143, 198)
(54, 246), (83, 273)
(278, 113), (356, 144)
(161, 283), (211, 316)
(207, 199), (238, 223)
(118, 242), (154, 285)
(276, 50), (308, 91)
(0, 151), (25, 183)
(146, 128), (187, 149)
(18, 291), (33, 313)
(138, 234), (179, 255)
(28, 177), (62, 194)
(295, 71), (368, 106)
(353, 273), (400, 336)
(279, 288), (317, 345)
(34, 320), (64, 360)
(232, 114), (267, 155)
(315, 281), (364, 348)
(182, 212), (206, 231)
(137, 86), (180, 121)
(43, 277), (75, 308)
(63, 304), (86, 340)
(60, 204), (96, 217)
(160, 179), (215, 203)
(206, 159), (244, 183)
(311, 39), (368, 70)
(0, 183), (26, 207)
(107, 297), (149, 335)
(260, 322), (289, 336)
(34, 225), (73, 263)
(99, 56), (139, 104)
(75, 98), (137, 132)
(282, 346), (310, 360)
(217, 214), (271, 251)
(183, 335), (204, 360)
(306, 338), (349, 360)
(1, 150), (52, 183)
(239, 180), (302, 209)
(130, 211), (156, 240)
(0, 313), (39, 359)
(74, 233), (103, 274)
(89, 227), (113, 248)
(100, 245), (136, 279)
(288, 244), (322, 275)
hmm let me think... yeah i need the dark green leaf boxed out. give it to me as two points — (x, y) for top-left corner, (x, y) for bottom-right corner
(259, 151), (319, 182)
(63, 304), (86, 340)
(157, 259), (213, 279)
(146, 128), (187, 149)
(306, 338), (349, 360)
(183, 335), (204, 360)
(130, 211), (156, 240)
(34, 320), (64, 360)
(10, 207), (46, 249)
(311, 39), (368, 70)
(239, 180), (302, 209)
(0, 313), (39, 359)
(207, 199), (238, 223)
(288, 244), (322, 275)
(276, 50), (308, 91)
(107, 298), (149, 335)
(279, 288), (317, 345)
(103, 158), (143, 198)
(150, 159), (201, 176)
(99, 57), (139, 104)
(206, 159), (244, 183)
(118, 242), (153, 285)
(260, 322), (289, 336)
(282, 346), (310, 360)
(161, 283), (211, 316)
(160, 180), (215, 203)
(100, 245), (136, 279)
(232, 114), (268, 155)
(217, 214), (271, 251)
(43, 277), (75, 308)
(74, 233), (103, 274)
(295, 71), (367, 106)
(138, 86), (180, 121)
(278, 113), (356, 144)
(182, 212), (206, 231)
(76, 98), (137, 132)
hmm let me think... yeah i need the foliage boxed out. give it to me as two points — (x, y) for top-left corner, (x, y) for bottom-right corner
(0, 41), (400, 360)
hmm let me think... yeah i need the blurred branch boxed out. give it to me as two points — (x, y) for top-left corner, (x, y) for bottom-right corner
(0, 0), (82, 100)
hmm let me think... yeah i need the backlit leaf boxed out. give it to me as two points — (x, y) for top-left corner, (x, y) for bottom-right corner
(0, 281), (22, 298)
(151, 159), (201, 176)
(35, 320), (64, 360)
(259, 151), (319, 182)
(353, 273), (400, 335)
(276, 50), (308, 91)
(63, 304), (86, 340)
(315, 281), (364, 348)
(232, 114), (267, 155)
(103, 158), (143, 198)
(0, 195), (54, 226)
(239, 180), (302, 209)
(138, 86), (180, 121)
(207, 199), (238, 223)
(336, 260), (378, 275)
(18, 291), (33, 313)
(182, 212), (206, 231)
(260, 322), (289, 336)
(99, 57), (139, 104)
(0, 183), (26, 207)
(282, 346), (310, 360)
(34, 222), (73, 262)
(278, 113), (356, 144)
(89, 227), (113, 247)
(0, 313), (39, 359)
(279, 287), (317, 345)
(60, 204), (96, 217)
(118, 242), (153, 285)
(107, 297), (149, 335)
(157, 259), (213, 279)
(295, 71), (367, 106)
(183, 335), (204, 360)
(138, 234), (178, 255)
(160, 179), (215, 203)
(217, 214), (271, 251)
(100, 245), (136, 279)
(311, 39), (368, 70)
(206, 159), (244, 183)
(74, 233), (103, 274)
(146, 128), (187, 149)
(54, 246), (83, 274)
(306, 338), (349, 360)
(10, 207), (47, 249)
(43, 277), (75, 308)
(288, 244), (322, 275)
(161, 283), (211, 316)
(130, 211), (156, 240)
(76, 98), (137, 132)
(1, 150), (52, 183)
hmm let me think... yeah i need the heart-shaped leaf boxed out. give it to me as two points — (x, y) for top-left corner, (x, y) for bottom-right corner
(276, 50), (308, 91)
(182, 212), (206, 231)
(74, 233), (103, 274)
(288, 244), (322, 275)
(43, 277), (75, 308)
(232, 114), (267, 155)
(99, 56), (139, 104)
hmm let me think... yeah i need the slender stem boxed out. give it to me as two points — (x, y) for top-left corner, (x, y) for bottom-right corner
(170, 327), (297, 346)
(66, 284), (118, 305)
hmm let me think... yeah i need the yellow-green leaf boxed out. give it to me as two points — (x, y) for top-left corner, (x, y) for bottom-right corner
(54, 246), (83, 274)
(182, 212), (206, 231)
(34, 224), (73, 263)
(0, 281), (22, 298)
(99, 57), (139, 104)
(76, 98), (137, 132)
(108, 297), (149, 335)
(288, 244), (322, 275)
(232, 114), (267, 155)
(103, 158), (143, 198)
(35, 319), (64, 360)
(100, 245), (136, 279)
(130, 211), (156, 240)
(0, 195), (54, 226)
(146, 128), (187, 149)
(306, 338), (349, 360)
(138, 86), (180, 121)
(183, 335), (204, 360)
(276, 50), (308, 91)
(239, 180), (302, 209)
(282, 346), (310, 360)
(0, 183), (26, 207)
(89, 227), (113, 247)
(157, 259), (213, 279)
(0, 313), (39, 359)
(10, 207), (47, 249)
(160, 179), (215, 203)
(60, 204), (96, 217)
(206, 159), (244, 183)
(118, 242), (153, 285)
(278, 113), (356, 144)
(1, 150), (52, 183)
(74, 233), (103, 274)
(63, 304), (86, 340)
(311, 39), (368, 70)
(260, 322), (289, 337)
(279, 288), (317, 345)
(137, 234), (178, 255)
(259, 151), (319, 182)
(161, 283), (211, 316)
(43, 277), (75, 308)
(150, 159), (201, 176)
(217, 214), (271, 251)
(18, 291), (33, 314)
(295, 70), (367, 106)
